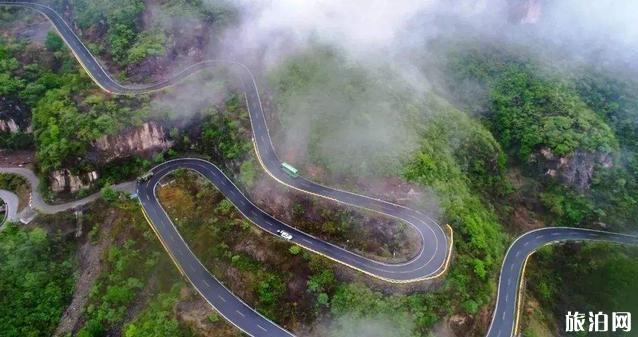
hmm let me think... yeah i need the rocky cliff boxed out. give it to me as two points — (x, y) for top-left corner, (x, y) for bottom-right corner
(537, 147), (613, 191)
(0, 96), (31, 134)
(50, 169), (98, 193)
(91, 121), (172, 162)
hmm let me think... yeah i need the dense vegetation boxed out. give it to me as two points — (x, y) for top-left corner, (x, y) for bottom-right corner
(447, 48), (617, 160)
(52, 0), (235, 71)
(525, 243), (638, 337)
(63, 0), (147, 65)
(123, 286), (188, 337)
(158, 170), (305, 325)
(269, 47), (509, 320)
(268, 47), (423, 178)
(0, 37), (148, 174)
(158, 170), (460, 336)
(75, 200), (179, 337)
(446, 46), (638, 231)
(444, 43), (638, 335)
(0, 224), (75, 337)
(404, 99), (508, 315)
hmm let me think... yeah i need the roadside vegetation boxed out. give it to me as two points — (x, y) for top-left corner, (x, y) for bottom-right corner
(0, 36), (149, 174)
(268, 47), (508, 324)
(443, 42), (638, 334)
(51, 0), (236, 78)
(0, 224), (75, 337)
(0, 173), (30, 209)
(156, 161), (498, 336)
(445, 45), (638, 232)
(523, 243), (638, 337)
(74, 199), (183, 337)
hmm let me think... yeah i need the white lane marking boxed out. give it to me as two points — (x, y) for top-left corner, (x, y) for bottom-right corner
(302, 238), (313, 244)
(505, 294), (509, 303)
(218, 295), (226, 302)
(236, 310), (245, 317)
(523, 241), (530, 247)
(257, 324), (268, 332)
(203, 279), (210, 287)
(515, 251), (521, 257)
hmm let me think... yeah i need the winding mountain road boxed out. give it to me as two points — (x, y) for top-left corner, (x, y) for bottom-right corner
(0, 167), (135, 214)
(1, 2), (637, 337)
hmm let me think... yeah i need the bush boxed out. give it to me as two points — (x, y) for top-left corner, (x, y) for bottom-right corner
(0, 225), (74, 337)
(289, 245), (302, 255)
(45, 31), (64, 52)
(101, 185), (119, 202)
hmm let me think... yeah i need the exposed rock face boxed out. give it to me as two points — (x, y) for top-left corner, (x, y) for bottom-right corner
(0, 119), (19, 133)
(50, 169), (98, 193)
(0, 96), (31, 133)
(92, 121), (171, 162)
(537, 147), (613, 191)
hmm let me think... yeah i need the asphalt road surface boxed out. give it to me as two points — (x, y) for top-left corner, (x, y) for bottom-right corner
(0, 167), (135, 214)
(1, 2), (637, 336)
(0, 189), (19, 223)
(485, 227), (638, 337)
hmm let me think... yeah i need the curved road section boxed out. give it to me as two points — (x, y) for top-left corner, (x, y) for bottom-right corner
(0, 167), (135, 214)
(0, 189), (19, 223)
(0, 1), (450, 279)
(486, 228), (638, 337)
(1, 2), (637, 337)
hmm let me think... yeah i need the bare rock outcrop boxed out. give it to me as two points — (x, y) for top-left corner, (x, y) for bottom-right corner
(0, 96), (31, 133)
(537, 147), (613, 191)
(0, 119), (20, 133)
(50, 169), (98, 193)
(91, 121), (171, 162)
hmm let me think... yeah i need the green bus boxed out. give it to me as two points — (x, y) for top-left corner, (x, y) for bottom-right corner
(281, 162), (299, 178)
(137, 171), (154, 183)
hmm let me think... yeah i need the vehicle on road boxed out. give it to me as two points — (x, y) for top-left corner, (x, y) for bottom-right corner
(137, 172), (154, 183)
(277, 229), (293, 240)
(281, 162), (299, 178)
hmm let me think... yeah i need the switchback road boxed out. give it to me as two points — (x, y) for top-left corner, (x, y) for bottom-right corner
(0, 2), (636, 337)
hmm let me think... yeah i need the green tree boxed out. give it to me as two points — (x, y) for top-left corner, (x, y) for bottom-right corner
(289, 245), (302, 255)
(101, 184), (119, 202)
(45, 31), (64, 52)
(0, 225), (74, 337)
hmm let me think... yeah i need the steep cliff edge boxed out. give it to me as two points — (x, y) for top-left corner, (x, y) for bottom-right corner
(91, 121), (171, 162)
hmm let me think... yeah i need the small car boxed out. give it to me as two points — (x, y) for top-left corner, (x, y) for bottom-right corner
(277, 229), (293, 240)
